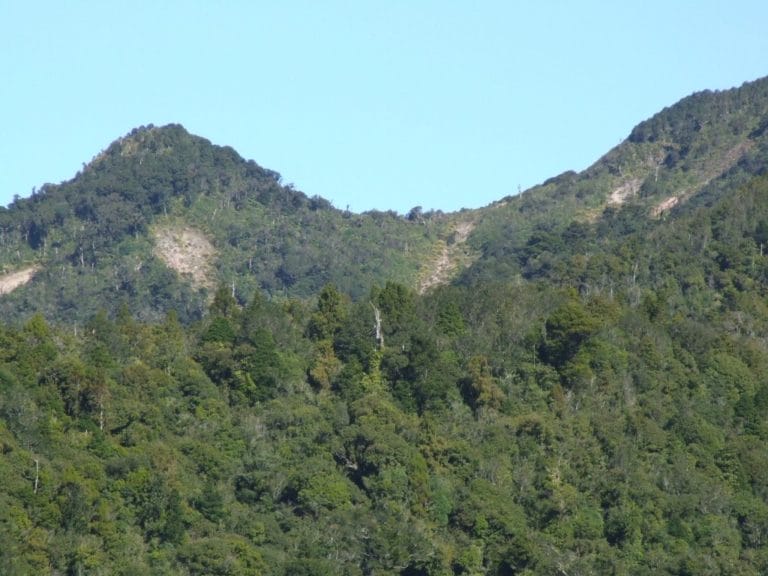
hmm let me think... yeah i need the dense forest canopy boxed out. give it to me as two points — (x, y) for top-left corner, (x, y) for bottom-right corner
(1, 76), (768, 574)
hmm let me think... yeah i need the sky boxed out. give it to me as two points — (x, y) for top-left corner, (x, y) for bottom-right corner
(1, 2), (767, 215)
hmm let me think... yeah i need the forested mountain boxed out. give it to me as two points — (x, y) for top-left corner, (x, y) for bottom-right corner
(2, 77), (768, 575)
(0, 124), (451, 323)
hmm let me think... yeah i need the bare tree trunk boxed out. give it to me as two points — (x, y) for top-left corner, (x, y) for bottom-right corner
(371, 303), (384, 349)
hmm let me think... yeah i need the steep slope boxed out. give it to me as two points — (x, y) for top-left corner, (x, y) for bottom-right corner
(0, 125), (448, 323)
(152, 224), (217, 290)
(460, 76), (768, 287)
(418, 218), (478, 294)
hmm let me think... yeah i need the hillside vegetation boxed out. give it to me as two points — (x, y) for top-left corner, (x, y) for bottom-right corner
(0, 124), (451, 323)
(1, 76), (768, 574)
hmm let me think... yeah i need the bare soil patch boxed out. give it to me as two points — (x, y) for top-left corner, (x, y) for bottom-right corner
(0, 265), (39, 295)
(153, 225), (217, 289)
(608, 178), (642, 206)
(418, 220), (476, 294)
(651, 196), (680, 217)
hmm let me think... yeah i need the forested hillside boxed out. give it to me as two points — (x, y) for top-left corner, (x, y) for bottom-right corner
(2, 77), (768, 574)
(0, 124), (450, 323)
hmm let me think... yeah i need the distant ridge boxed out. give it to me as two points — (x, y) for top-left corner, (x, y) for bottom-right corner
(0, 76), (767, 322)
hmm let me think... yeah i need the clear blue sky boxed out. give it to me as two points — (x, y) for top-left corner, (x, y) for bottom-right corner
(2, 1), (767, 214)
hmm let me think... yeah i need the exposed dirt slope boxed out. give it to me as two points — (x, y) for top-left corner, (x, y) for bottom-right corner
(608, 178), (642, 206)
(418, 220), (476, 294)
(0, 265), (39, 295)
(153, 225), (217, 289)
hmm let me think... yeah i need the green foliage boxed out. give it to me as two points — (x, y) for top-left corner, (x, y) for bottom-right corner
(2, 76), (768, 573)
(2, 219), (768, 572)
(0, 125), (446, 325)
(306, 284), (348, 341)
(541, 295), (602, 369)
(177, 535), (265, 575)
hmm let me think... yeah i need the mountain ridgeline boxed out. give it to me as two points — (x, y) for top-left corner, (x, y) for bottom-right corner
(3, 78), (768, 322)
(0, 124), (449, 323)
(2, 77), (768, 574)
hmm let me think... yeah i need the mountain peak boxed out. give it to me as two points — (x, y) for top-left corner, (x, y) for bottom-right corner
(86, 123), (205, 171)
(112, 123), (191, 152)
